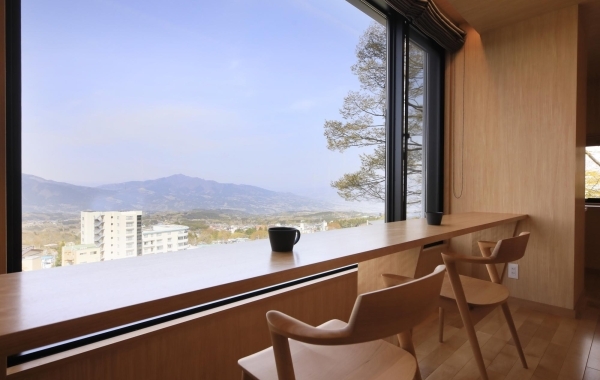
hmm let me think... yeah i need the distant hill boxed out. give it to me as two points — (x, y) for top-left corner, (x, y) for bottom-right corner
(22, 174), (334, 214)
(23, 175), (118, 213)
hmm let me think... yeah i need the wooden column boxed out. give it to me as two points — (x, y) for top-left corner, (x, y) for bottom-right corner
(0, 0), (7, 276)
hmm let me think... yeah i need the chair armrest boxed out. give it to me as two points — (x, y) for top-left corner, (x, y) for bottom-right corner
(266, 310), (351, 345)
(441, 251), (493, 264)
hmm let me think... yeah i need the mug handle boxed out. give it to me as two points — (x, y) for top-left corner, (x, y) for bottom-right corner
(294, 230), (301, 245)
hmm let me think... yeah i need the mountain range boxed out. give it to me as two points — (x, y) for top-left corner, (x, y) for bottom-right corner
(22, 174), (334, 214)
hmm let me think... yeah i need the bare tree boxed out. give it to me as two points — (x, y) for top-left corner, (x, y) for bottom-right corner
(324, 22), (425, 213)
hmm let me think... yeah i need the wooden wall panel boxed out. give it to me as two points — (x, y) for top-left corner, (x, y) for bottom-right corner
(580, 2), (600, 81)
(0, 0), (6, 276)
(466, 223), (517, 281)
(413, 245), (446, 278)
(358, 247), (422, 294)
(357, 245), (445, 295)
(574, 10), (587, 305)
(7, 271), (357, 380)
(588, 79), (600, 146)
(446, 7), (584, 309)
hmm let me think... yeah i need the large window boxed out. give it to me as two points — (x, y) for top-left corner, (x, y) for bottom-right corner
(406, 29), (444, 220)
(406, 40), (426, 219)
(386, 19), (444, 222)
(11, 1), (444, 272)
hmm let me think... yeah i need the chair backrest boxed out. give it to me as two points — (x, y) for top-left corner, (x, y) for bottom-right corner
(490, 232), (530, 263)
(262, 266), (445, 380)
(344, 264), (446, 344)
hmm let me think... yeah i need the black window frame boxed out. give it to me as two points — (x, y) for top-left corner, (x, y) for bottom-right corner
(384, 9), (445, 222)
(6, 0), (22, 273)
(409, 26), (445, 220)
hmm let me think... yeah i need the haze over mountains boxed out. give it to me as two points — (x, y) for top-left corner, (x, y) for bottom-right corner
(22, 174), (336, 214)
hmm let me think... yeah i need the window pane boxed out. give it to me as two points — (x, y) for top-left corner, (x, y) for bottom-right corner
(406, 41), (426, 219)
(21, 1), (385, 270)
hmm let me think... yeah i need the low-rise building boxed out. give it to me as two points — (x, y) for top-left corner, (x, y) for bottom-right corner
(142, 225), (189, 255)
(40, 255), (55, 269)
(62, 243), (102, 266)
(22, 255), (42, 271)
(22, 248), (48, 271)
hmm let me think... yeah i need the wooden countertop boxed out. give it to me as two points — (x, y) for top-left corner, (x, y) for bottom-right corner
(0, 212), (525, 356)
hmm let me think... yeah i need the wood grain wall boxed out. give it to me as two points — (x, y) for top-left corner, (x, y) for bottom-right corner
(6, 271), (357, 380)
(588, 79), (600, 146)
(574, 8), (587, 305)
(0, 0), (6, 276)
(446, 6), (586, 309)
(357, 244), (445, 295)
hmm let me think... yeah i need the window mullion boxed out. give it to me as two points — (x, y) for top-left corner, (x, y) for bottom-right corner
(385, 13), (406, 223)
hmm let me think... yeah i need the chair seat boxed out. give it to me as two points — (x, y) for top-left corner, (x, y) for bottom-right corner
(441, 273), (509, 306)
(238, 319), (417, 380)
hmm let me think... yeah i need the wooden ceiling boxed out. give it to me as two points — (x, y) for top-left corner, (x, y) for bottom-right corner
(436, 0), (600, 79)
(366, 0), (600, 80)
(444, 0), (584, 33)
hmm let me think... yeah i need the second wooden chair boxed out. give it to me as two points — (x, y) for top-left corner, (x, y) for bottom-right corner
(238, 265), (447, 380)
(382, 232), (530, 380)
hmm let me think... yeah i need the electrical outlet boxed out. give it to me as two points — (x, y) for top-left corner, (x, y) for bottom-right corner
(508, 263), (519, 279)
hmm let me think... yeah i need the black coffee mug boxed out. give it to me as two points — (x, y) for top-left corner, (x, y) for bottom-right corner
(426, 212), (443, 225)
(268, 227), (301, 252)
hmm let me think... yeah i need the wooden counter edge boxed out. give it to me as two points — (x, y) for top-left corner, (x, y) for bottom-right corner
(0, 213), (527, 356)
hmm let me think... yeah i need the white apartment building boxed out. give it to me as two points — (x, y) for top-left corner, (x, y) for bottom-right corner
(142, 225), (189, 255)
(81, 211), (143, 261)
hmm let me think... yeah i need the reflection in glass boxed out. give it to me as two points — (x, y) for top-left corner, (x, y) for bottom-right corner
(406, 41), (426, 219)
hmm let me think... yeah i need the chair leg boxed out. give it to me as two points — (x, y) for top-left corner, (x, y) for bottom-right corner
(444, 261), (489, 380)
(501, 302), (528, 369)
(457, 306), (488, 380)
(439, 307), (445, 343)
(241, 370), (254, 380)
(398, 329), (422, 380)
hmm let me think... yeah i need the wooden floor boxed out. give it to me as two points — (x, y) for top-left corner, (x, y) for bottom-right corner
(411, 274), (600, 380)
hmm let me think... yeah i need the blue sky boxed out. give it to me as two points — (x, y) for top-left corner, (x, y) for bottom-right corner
(22, 0), (381, 205)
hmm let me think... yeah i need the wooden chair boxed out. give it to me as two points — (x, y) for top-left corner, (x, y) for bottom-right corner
(238, 265), (446, 380)
(381, 232), (530, 380)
